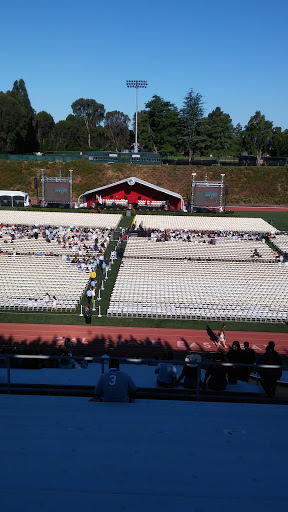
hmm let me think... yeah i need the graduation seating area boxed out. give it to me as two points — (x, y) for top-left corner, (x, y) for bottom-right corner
(0, 254), (89, 311)
(0, 212), (121, 312)
(0, 228), (111, 258)
(107, 259), (288, 322)
(123, 237), (276, 262)
(271, 234), (288, 254)
(108, 214), (287, 322)
(0, 211), (121, 229)
(133, 215), (276, 233)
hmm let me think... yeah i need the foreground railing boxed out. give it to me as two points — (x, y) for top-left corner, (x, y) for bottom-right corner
(0, 355), (287, 402)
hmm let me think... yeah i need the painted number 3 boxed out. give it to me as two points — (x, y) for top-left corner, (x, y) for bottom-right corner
(109, 375), (116, 386)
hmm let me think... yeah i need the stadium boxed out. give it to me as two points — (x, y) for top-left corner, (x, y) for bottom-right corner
(1, 175), (288, 512)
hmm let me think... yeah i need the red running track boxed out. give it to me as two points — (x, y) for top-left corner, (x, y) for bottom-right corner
(0, 323), (287, 354)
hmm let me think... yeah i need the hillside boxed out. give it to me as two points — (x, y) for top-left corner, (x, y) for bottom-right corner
(0, 160), (287, 205)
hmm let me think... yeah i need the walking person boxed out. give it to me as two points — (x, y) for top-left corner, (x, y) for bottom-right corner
(217, 324), (227, 349)
(83, 305), (92, 324)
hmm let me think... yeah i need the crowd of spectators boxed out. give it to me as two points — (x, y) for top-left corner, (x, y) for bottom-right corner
(0, 222), (112, 255)
(151, 341), (283, 398)
(90, 341), (284, 401)
(132, 226), (267, 244)
(0, 222), (114, 272)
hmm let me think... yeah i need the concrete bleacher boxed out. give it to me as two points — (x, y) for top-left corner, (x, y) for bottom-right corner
(1, 393), (287, 512)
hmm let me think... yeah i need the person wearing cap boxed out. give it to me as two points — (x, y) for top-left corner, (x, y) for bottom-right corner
(155, 362), (177, 387)
(177, 353), (202, 389)
(93, 358), (137, 402)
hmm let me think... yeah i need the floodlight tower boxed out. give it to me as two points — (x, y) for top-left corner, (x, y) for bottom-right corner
(191, 173), (197, 210)
(126, 80), (148, 153)
(220, 173), (225, 212)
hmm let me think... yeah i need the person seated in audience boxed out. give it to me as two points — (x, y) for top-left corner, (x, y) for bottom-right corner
(155, 362), (177, 387)
(58, 350), (75, 369)
(177, 353), (202, 389)
(64, 337), (73, 351)
(227, 340), (242, 384)
(257, 341), (282, 397)
(93, 358), (136, 402)
(251, 248), (261, 258)
(203, 353), (227, 391)
(241, 341), (256, 382)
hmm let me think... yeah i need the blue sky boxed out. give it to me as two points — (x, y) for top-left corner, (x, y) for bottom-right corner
(1, 0), (288, 129)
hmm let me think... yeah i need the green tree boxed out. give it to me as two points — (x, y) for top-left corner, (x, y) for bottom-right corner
(178, 89), (206, 162)
(0, 92), (24, 152)
(35, 111), (56, 151)
(71, 98), (105, 148)
(270, 127), (288, 157)
(231, 122), (243, 156)
(6, 79), (38, 153)
(280, 130), (288, 157)
(242, 111), (273, 166)
(55, 115), (87, 150)
(104, 111), (130, 151)
(204, 107), (235, 156)
(138, 95), (179, 154)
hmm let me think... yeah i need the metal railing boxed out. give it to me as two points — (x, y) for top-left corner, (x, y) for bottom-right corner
(0, 355), (287, 402)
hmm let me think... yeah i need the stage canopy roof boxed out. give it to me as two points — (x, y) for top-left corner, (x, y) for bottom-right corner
(78, 176), (184, 210)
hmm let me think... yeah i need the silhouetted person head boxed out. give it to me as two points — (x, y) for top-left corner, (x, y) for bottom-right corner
(185, 353), (202, 367)
(244, 341), (250, 348)
(214, 352), (224, 362)
(268, 341), (275, 351)
(109, 358), (120, 370)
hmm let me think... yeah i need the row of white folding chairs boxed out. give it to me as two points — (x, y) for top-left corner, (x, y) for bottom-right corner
(133, 215), (276, 234)
(0, 211), (122, 229)
(107, 306), (287, 323)
(0, 240), (108, 257)
(124, 243), (276, 260)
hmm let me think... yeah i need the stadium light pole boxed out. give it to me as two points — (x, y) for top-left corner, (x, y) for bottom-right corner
(191, 173), (196, 212)
(220, 173), (225, 212)
(40, 169), (45, 207)
(126, 80), (148, 153)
